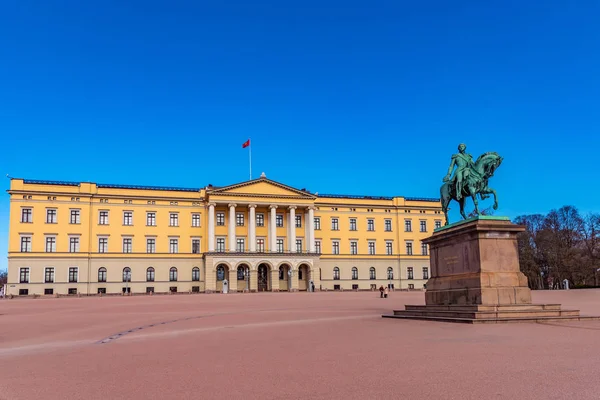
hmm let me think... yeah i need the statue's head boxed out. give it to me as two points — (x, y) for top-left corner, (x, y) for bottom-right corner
(458, 143), (466, 152)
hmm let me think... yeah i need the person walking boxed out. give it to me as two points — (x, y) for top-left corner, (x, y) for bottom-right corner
(384, 287), (389, 299)
(379, 285), (384, 298)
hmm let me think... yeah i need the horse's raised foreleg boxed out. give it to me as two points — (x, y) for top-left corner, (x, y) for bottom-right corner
(480, 187), (498, 210)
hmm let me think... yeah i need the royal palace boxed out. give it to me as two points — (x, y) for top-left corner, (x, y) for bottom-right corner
(6, 175), (443, 296)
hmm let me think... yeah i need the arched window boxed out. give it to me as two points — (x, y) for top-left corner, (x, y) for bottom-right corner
(123, 267), (131, 282)
(279, 266), (285, 280)
(298, 267), (303, 280)
(192, 267), (200, 281)
(387, 267), (394, 280)
(217, 265), (225, 281)
(98, 267), (107, 283)
(333, 267), (340, 280)
(352, 267), (358, 280)
(146, 267), (155, 282)
(237, 266), (245, 280)
(169, 267), (178, 282)
(370, 267), (376, 280)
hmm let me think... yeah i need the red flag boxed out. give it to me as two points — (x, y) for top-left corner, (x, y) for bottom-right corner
(242, 139), (250, 148)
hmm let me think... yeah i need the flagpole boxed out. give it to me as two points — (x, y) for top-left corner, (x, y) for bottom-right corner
(249, 140), (252, 180)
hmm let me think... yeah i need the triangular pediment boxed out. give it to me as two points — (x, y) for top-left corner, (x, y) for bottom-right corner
(207, 178), (316, 199)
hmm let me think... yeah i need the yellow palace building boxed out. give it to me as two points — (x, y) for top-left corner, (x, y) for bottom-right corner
(6, 174), (443, 296)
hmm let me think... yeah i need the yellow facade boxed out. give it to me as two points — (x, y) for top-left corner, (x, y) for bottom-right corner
(6, 175), (443, 296)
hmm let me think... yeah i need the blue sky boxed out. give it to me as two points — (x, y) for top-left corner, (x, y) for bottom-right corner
(1, 1), (599, 272)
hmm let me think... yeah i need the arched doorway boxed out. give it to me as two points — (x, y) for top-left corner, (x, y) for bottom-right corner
(216, 264), (230, 292)
(237, 264), (250, 292)
(298, 263), (310, 291)
(257, 263), (270, 292)
(279, 264), (292, 291)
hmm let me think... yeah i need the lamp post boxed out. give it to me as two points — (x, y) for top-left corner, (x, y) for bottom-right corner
(246, 266), (250, 292)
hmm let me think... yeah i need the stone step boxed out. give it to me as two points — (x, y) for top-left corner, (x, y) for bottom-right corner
(382, 314), (600, 324)
(392, 309), (580, 319)
(403, 304), (562, 312)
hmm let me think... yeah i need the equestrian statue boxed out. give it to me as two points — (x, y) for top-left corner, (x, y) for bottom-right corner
(440, 143), (503, 225)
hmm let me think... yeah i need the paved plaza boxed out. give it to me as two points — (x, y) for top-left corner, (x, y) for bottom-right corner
(1, 290), (599, 400)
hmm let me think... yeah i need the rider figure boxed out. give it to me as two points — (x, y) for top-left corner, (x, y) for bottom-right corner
(443, 143), (475, 201)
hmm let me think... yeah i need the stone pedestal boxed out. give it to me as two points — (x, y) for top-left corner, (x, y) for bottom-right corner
(384, 217), (599, 324)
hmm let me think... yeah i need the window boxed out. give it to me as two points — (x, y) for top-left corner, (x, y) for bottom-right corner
(216, 212), (225, 226)
(217, 266), (225, 281)
(406, 242), (413, 255)
(192, 286), (200, 293)
(98, 237), (108, 253)
(99, 211), (109, 225)
(169, 238), (178, 253)
(145, 287), (154, 294)
(333, 284), (341, 290)
(332, 241), (340, 255)
(296, 239), (302, 252)
(420, 220), (427, 232)
(123, 211), (133, 226)
(315, 240), (321, 254)
(237, 267), (246, 280)
(192, 239), (201, 254)
(407, 267), (414, 279)
(45, 288), (54, 295)
(192, 267), (200, 281)
(298, 268), (303, 280)
(349, 218), (357, 231)
(368, 241), (375, 255)
(350, 241), (358, 255)
(46, 209), (57, 223)
(256, 238), (265, 252)
(123, 267), (131, 282)
(123, 238), (132, 253)
(256, 213), (265, 227)
(69, 267), (78, 283)
(385, 219), (392, 232)
(276, 214), (284, 227)
(314, 217), (321, 230)
(45, 236), (56, 253)
(68, 288), (77, 295)
(98, 267), (107, 282)
(352, 284), (359, 290)
(295, 215), (302, 228)
(147, 238), (156, 253)
(69, 237), (80, 253)
(404, 220), (412, 232)
(236, 213), (245, 226)
(70, 209), (80, 224)
(421, 243), (428, 255)
(386, 242), (393, 255)
(170, 213), (179, 227)
(408, 284), (415, 290)
(387, 267), (394, 280)
(333, 267), (340, 280)
(192, 213), (201, 227)
(146, 212), (156, 226)
(21, 208), (32, 223)
(423, 267), (429, 279)
(236, 238), (245, 252)
(276, 239), (284, 253)
(19, 289), (29, 296)
(146, 267), (155, 282)
(19, 267), (30, 283)
(279, 266), (285, 280)
(369, 267), (376, 280)
(169, 267), (178, 282)
(331, 218), (339, 230)
(216, 238), (225, 252)
(45, 267), (55, 283)
(20, 236), (31, 252)
(352, 267), (358, 280)
(435, 220), (442, 229)
(367, 219), (374, 231)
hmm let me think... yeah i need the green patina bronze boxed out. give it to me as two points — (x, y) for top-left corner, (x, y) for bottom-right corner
(440, 144), (503, 225)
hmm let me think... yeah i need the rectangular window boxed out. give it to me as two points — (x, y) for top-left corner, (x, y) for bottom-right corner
(368, 241), (375, 255)
(314, 217), (321, 230)
(99, 211), (109, 225)
(405, 220), (412, 232)
(192, 213), (201, 227)
(45, 236), (56, 253)
(421, 243), (428, 256)
(256, 214), (265, 227)
(295, 215), (302, 228)
(315, 240), (321, 254)
(216, 213), (225, 226)
(349, 218), (357, 231)
(19, 267), (29, 283)
(408, 284), (415, 290)
(21, 208), (32, 223)
(276, 239), (284, 253)
(147, 238), (156, 254)
(385, 219), (392, 232)
(123, 238), (132, 253)
(170, 213), (179, 227)
(435, 220), (442, 229)
(98, 237), (108, 253)
(296, 239), (302, 252)
(276, 214), (284, 227)
(256, 238), (265, 252)
(169, 238), (178, 253)
(45, 267), (54, 283)
(386, 242), (393, 255)
(46, 209), (57, 223)
(69, 267), (78, 283)
(45, 288), (54, 295)
(367, 219), (374, 231)
(70, 209), (80, 224)
(332, 241), (340, 255)
(407, 267), (414, 280)
(236, 213), (245, 226)
(216, 238), (225, 252)
(406, 242), (413, 256)
(20, 236), (32, 252)
(352, 284), (359, 290)
(69, 237), (80, 253)
(146, 212), (156, 226)
(192, 239), (201, 254)
(123, 211), (133, 226)
(420, 220), (427, 232)
(350, 241), (358, 255)
(236, 238), (245, 252)
(331, 218), (339, 230)
(423, 267), (429, 279)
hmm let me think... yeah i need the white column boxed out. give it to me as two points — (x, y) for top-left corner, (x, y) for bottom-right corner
(248, 204), (257, 252)
(269, 205), (277, 252)
(208, 203), (216, 252)
(308, 206), (315, 252)
(288, 206), (297, 252)
(228, 203), (237, 252)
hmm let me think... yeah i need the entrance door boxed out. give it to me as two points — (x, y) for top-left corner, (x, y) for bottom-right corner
(258, 265), (269, 292)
